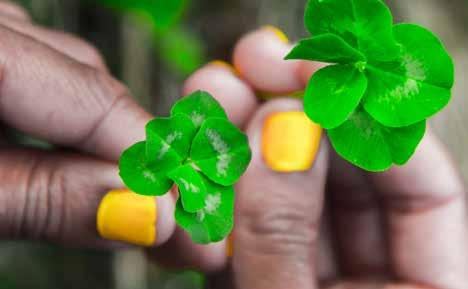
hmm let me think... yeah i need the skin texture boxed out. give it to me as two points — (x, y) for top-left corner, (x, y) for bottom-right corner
(0, 1), (465, 288)
(209, 28), (468, 289)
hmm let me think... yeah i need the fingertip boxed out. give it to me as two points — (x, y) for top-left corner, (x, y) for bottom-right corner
(155, 193), (176, 246)
(0, 2), (31, 22)
(183, 61), (258, 127)
(96, 189), (175, 247)
(297, 61), (327, 87)
(263, 25), (290, 44)
(243, 98), (328, 179)
(148, 228), (229, 273)
(233, 27), (303, 94)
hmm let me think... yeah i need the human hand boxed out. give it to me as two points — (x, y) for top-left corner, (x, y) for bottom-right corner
(174, 26), (468, 289)
(0, 1), (257, 274)
(0, 1), (182, 248)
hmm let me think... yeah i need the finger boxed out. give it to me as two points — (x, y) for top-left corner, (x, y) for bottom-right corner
(324, 281), (427, 289)
(148, 61), (259, 272)
(148, 227), (228, 272)
(0, 17), (107, 70)
(0, 25), (149, 161)
(327, 153), (389, 277)
(183, 61), (258, 127)
(233, 26), (324, 94)
(245, 23), (391, 277)
(0, 148), (175, 248)
(0, 1), (31, 22)
(234, 98), (327, 289)
(316, 212), (340, 283)
(369, 129), (468, 288)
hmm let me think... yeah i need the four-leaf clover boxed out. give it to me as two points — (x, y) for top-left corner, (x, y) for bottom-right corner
(119, 91), (252, 244)
(286, 0), (454, 171)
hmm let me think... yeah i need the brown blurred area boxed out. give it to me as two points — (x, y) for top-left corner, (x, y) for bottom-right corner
(0, 0), (466, 288)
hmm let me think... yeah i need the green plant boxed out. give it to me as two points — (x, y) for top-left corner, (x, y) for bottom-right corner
(97, 0), (205, 75)
(286, 0), (454, 171)
(97, 0), (189, 31)
(119, 91), (252, 244)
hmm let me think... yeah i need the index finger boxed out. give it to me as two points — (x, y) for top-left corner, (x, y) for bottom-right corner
(0, 24), (148, 160)
(233, 26), (324, 94)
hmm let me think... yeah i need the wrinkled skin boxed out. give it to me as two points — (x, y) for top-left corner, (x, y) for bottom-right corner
(0, 2), (465, 288)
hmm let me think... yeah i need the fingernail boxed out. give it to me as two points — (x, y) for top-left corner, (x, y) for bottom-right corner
(209, 60), (240, 76)
(263, 25), (289, 44)
(226, 234), (233, 257)
(262, 111), (322, 172)
(97, 189), (157, 246)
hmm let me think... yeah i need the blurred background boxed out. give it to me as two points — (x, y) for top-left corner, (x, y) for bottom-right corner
(0, 0), (466, 288)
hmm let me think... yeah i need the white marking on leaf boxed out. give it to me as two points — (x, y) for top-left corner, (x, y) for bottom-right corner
(143, 170), (156, 182)
(403, 54), (426, 81)
(350, 111), (376, 140)
(195, 193), (222, 222)
(379, 79), (420, 106)
(205, 128), (231, 177)
(205, 193), (221, 214)
(191, 111), (205, 126)
(157, 131), (183, 160)
(179, 178), (200, 193)
(196, 211), (205, 221)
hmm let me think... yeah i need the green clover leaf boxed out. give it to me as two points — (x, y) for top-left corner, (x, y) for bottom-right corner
(363, 24), (454, 127)
(167, 164), (208, 213)
(175, 177), (234, 244)
(286, 34), (366, 64)
(171, 90), (228, 128)
(328, 108), (426, 171)
(146, 114), (197, 167)
(304, 64), (368, 129)
(190, 118), (252, 186)
(305, 0), (400, 62)
(119, 141), (173, 196)
(119, 91), (251, 243)
(287, 0), (454, 171)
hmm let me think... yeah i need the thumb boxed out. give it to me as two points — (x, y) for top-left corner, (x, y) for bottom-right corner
(232, 99), (328, 289)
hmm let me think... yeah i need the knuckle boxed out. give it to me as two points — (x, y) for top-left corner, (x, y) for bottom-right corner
(0, 1), (31, 21)
(22, 154), (64, 240)
(238, 191), (319, 257)
(381, 190), (464, 214)
(0, 151), (63, 240)
(77, 40), (106, 69)
(76, 69), (130, 145)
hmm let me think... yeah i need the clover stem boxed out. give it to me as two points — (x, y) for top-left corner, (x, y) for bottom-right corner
(354, 61), (367, 72)
(184, 158), (201, 171)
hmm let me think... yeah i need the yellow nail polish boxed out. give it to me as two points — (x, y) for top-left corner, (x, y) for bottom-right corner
(262, 112), (322, 172)
(209, 60), (240, 76)
(263, 25), (289, 44)
(97, 189), (157, 246)
(226, 234), (233, 257)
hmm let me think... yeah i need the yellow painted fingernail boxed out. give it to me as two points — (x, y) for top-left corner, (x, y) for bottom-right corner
(97, 189), (157, 246)
(262, 111), (322, 172)
(226, 234), (233, 257)
(263, 25), (289, 44)
(209, 60), (240, 76)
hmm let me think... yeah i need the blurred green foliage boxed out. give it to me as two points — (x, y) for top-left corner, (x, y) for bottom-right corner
(98, 0), (189, 31)
(151, 270), (205, 289)
(158, 26), (205, 75)
(98, 0), (205, 75)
